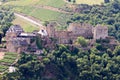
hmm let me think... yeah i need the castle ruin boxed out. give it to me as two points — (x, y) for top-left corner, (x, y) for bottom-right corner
(5, 23), (108, 53)
(93, 24), (108, 39)
(44, 22), (108, 44)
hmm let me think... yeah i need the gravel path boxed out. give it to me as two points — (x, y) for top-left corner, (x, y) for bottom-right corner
(14, 13), (45, 28)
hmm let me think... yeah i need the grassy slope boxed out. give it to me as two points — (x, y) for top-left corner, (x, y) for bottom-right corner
(12, 16), (39, 32)
(4, 0), (69, 27)
(5, 0), (66, 8)
(13, 6), (63, 21)
(76, 0), (104, 5)
(3, 0), (104, 30)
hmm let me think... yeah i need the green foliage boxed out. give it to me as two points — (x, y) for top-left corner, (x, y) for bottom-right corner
(77, 36), (88, 47)
(36, 35), (42, 49)
(3, 44), (120, 80)
(0, 52), (17, 73)
(1, 0), (120, 80)
(104, 0), (110, 3)
(67, 0), (76, 3)
(0, 31), (3, 44)
(0, 8), (14, 43)
(96, 38), (110, 43)
(2, 53), (45, 80)
(3, 0), (72, 28)
(113, 46), (120, 55)
(70, 0), (120, 41)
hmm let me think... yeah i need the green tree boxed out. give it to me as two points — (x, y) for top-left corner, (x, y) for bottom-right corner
(76, 36), (88, 47)
(113, 46), (120, 55)
(0, 30), (3, 44)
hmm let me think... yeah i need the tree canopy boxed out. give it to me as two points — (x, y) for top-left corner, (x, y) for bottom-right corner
(2, 43), (120, 80)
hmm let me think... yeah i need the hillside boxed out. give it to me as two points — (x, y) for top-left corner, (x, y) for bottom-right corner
(4, 0), (66, 8)
(3, 0), (67, 20)
(2, 0), (107, 30)
(0, 0), (120, 80)
(1, 0), (119, 42)
(3, 0), (72, 30)
(12, 16), (39, 32)
(76, 0), (104, 5)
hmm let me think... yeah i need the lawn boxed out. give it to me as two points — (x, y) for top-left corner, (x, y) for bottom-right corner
(12, 16), (39, 32)
(76, 0), (104, 5)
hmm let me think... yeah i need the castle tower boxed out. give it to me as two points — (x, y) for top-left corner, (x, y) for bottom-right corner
(93, 24), (108, 40)
(46, 22), (56, 38)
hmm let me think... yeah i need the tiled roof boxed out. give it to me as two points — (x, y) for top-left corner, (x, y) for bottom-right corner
(7, 25), (24, 33)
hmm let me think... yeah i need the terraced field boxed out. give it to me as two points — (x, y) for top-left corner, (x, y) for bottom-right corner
(0, 52), (18, 73)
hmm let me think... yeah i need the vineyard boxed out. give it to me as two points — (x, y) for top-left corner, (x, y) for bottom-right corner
(0, 52), (18, 73)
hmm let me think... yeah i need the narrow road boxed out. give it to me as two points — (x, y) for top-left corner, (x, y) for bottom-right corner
(14, 13), (45, 28)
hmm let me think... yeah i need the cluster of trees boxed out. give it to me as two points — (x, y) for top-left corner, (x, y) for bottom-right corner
(76, 36), (88, 47)
(66, 0), (76, 3)
(68, 0), (120, 41)
(2, 40), (120, 80)
(66, 0), (110, 3)
(0, 8), (14, 43)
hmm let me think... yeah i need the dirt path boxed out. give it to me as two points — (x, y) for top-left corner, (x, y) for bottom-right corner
(14, 13), (45, 29)
(0, 52), (5, 60)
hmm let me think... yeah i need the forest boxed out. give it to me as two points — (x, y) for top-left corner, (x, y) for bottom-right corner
(0, 7), (14, 43)
(1, 42), (120, 80)
(68, 0), (120, 41)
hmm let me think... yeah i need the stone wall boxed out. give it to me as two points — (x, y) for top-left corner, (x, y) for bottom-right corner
(93, 25), (108, 39)
(46, 22), (56, 37)
(45, 22), (108, 44)
(68, 23), (93, 38)
(55, 31), (73, 44)
(6, 32), (18, 41)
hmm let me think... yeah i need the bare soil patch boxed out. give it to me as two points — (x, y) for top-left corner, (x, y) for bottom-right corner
(0, 52), (5, 60)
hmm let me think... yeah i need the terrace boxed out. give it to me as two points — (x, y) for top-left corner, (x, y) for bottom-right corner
(0, 52), (18, 74)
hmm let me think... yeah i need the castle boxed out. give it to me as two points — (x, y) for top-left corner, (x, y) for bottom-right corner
(42, 22), (108, 44)
(6, 25), (37, 53)
(5, 22), (108, 53)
